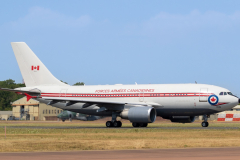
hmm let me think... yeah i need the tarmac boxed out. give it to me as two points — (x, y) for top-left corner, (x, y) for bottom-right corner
(1, 147), (240, 160)
(1, 125), (240, 130)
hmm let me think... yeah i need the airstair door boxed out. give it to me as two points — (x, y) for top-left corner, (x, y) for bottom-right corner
(60, 89), (68, 97)
(199, 88), (208, 102)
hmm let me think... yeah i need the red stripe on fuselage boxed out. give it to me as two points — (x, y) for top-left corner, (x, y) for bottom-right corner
(40, 93), (213, 98)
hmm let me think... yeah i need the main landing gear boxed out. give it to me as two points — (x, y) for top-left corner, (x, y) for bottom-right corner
(132, 122), (148, 127)
(106, 121), (122, 127)
(201, 115), (209, 127)
(106, 112), (122, 128)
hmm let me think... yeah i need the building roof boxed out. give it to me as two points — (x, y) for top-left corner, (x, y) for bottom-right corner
(12, 96), (39, 106)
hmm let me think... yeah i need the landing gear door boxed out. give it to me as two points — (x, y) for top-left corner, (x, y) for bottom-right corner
(139, 92), (144, 102)
(60, 89), (68, 97)
(199, 88), (208, 102)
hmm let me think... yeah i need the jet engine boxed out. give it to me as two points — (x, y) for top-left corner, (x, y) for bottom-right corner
(170, 116), (195, 123)
(120, 106), (156, 123)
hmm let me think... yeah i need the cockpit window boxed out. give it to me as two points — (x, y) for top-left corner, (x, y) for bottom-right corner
(219, 92), (223, 95)
(224, 92), (227, 95)
(227, 92), (238, 98)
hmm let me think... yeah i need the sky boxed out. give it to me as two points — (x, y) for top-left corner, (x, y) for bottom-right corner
(1, 0), (240, 95)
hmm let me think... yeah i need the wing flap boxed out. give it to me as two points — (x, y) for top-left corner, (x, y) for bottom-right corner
(41, 96), (148, 106)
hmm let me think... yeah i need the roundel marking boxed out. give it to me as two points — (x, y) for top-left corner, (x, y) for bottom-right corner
(208, 95), (219, 105)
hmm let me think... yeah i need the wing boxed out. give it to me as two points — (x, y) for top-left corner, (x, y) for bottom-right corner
(41, 96), (163, 109)
(42, 96), (148, 105)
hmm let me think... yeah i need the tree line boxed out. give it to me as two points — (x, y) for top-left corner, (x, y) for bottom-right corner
(0, 79), (84, 111)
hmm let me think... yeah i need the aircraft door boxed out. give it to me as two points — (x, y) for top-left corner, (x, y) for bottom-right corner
(139, 92), (144, 102)
(199, 88), (208, 102)
(60, 89), (68, 97)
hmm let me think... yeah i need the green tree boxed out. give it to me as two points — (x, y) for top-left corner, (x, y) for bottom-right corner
(0, 79), (25, 111)
(73, 82), (85, 86)
(60, 80), (68, 84)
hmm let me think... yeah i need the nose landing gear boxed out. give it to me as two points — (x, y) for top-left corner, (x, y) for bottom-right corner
(201, 115), (209, 127)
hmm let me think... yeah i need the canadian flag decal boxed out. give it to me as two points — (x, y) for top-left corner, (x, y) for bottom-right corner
(31, 65), (40, 71)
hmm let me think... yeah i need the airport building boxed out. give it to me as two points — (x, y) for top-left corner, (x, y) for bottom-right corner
(11, 97), (63, 121)
(0, 111), (13, 120)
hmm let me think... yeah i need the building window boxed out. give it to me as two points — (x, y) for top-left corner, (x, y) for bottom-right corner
(43, 110), (45, 114)
(49, 110), (50, 114)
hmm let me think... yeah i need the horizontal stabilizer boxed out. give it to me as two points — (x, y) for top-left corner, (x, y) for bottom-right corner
(0, 88), (40, 95)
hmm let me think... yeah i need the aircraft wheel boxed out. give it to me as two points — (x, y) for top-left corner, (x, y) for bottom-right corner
(132, 122), (140, 127)
(113, 121), (122, 127)
(117, 121), (122, 127)
(140, 123), (148, 127)
(113, 121), (119, 127)
(62, 119), (65, 122)
(201, 122), (209, 127)
(106, 121), (113, 127)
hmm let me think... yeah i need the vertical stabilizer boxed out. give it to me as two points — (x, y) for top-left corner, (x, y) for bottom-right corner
(11, 42), (68, 87)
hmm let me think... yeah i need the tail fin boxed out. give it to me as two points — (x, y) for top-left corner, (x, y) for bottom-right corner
(11, 42), (68, 87)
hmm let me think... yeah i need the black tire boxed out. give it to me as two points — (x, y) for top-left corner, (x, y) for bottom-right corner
(132, 122), (140, 127)
(62, 119), (65, 122)
(106, 121), (113, 127)
(205, 122), (209, 127)
(140, 123), (148, 127)
(113, 121), (119, 127)
(117, 121), (122, 127)
(201, 122), (209, 127)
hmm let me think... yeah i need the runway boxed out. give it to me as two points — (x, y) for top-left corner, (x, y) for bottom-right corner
(1, 125), (240, 130)
(1, 147), (240, 160)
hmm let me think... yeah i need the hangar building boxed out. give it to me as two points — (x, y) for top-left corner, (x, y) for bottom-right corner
(11, 97), (62, 121)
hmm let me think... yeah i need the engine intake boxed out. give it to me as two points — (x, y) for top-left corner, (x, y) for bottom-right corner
(120, 106), (156, 123)
(170, 116), (195, 123)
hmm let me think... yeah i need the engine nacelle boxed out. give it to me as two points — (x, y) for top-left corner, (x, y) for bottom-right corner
(170, 116), (195, 123)
(120, 106), (156, 123)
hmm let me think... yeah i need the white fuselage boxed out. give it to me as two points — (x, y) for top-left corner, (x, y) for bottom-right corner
(23, 83), (238, 118)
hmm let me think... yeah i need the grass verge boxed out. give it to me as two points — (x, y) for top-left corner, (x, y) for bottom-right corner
(0, 121), (239, 152)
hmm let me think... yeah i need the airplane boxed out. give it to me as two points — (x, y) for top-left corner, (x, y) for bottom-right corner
(0, 42), (239, 128)
(57, 110), (104, 122)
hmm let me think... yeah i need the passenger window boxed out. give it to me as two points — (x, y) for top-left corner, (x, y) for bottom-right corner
(224, 92), (227, 95)
(219, 92), (223, 95)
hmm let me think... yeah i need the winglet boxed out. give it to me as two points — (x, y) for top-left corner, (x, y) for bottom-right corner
(24, 93), (33, 101)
